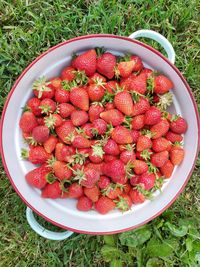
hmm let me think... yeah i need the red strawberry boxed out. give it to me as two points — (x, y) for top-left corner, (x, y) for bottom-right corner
(111, 175), (128, 185)
(105, 102), (115, 110)
(114, 91), (134, 116)
(85, 162), (104, 175)
(52, 160), (72, 180)
(144, 106), (161, 125)
(84, 186), (100, 202)
(22, 146), (51, 164)
(72, 49), (97, 76)
(70, 87), (89, 111)
(138, 172), (156, 190)
(82, 123), (94, 138)
(54, 87), (70, 103)
(152, 137), (172, 152)
(44, 114), (63, 129)
(120, 149), (136, 164)
(68, 183), (83, 198)
(74, 168), (100, 188)
(133, 160), (148, 175)
(61, 145), (76, 162)
(160, 160), (174, 178)
(27, 97), (42, 116)
(129, 189), (145, 204)
(117, 61), (135, 78)
(88, 103), (104, 122)
(128, 73), (147, 94)
(19, 111), (38, 133)
(71, 134), (91, 148)
(131, 130), (141, 143)
(103, 184), (123, 200)
(120, 73), (137, 90)
(170, 146), (184, 165)
(140, 68), (153, 78)
(105, 80), (118, 93)
(37, 117), (45, 126)
(56, 120), (75, 144)
(49, 77), (62, 89)
(89, 144), (104, 163)
(100, 109), (124, 126)
(111, 126), (133, 144)
(170, 116), (188, 134)
(154, 75), (173, 94)
(25, 164), (50, 189)
(165, 131), (183, 143)
(58, 103), (75, 118)
(92, 119), (107, 135)
(98, 176), (111, 189)
(95, 196), (116, 214)
(150, 119), (170, 139)
(32, 125), (50, 143)
(43, 135), (58, 154)
(131, 115), (145, 130)
(123, 183), (131, 194)
(130, 175), (140, 186)
(33, 77), (55, 99)
(116, 194), (132, 211)
(103, 139), (120, 156)
(88, 83), (105, 102)
(61, 66), (75, 81)
(97, 52), (116, 79)
(136, 135), (152, 152)
(151, 151), (169, 167)
(102, 159), (125, 179)
(39, 98), (56, 115)
(77, 196), (93, 211)
(71, 110), (89, 126)
(41, 181), (62, 199)
(132, 97), (150, 116)
(130, 55), (143, 71)
(55, 143), (65, 161)
(104, 154), (118, 162)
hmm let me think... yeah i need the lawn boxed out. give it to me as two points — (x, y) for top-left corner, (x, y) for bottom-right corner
(0, 0), (199, 266)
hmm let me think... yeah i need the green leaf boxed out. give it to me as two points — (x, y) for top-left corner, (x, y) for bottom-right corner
(186, 237), (193, 252)
(119, 225), (152, 248)
(146, 238), (176, 257)
(103, 235), (116, 246)
(165, 222), (188, 237)
(146, 258), (164, 267)
(101, 245), (124, 262)
(109, 259), (123, 267)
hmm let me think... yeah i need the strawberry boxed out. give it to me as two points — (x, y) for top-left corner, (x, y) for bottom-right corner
(111, 126), (133, 144)
(102, 159), (125, 179)
(68, 183), (83, 198)
(104, 154), (118, 162)
(71, 110), (89, 126)
(131, 130), (141, 143)
(170, 146), (184, 165)
(120, 149), (136, 164)
(96, 52), (116, 79)
(61, 66), (75, 81)
(151, 151), (169, 167)
(132, 97), (150, 116)
(39, 98), (56, 115)
(37, 117), (45, 126)
(120, 73), (137, 90)
(52, 160), (72, 180)
(160, 160), (174, 178)
(19, 111), (38, 133)
(27, 97), (42, 116)
(129, 189), (145, 204)
(82, 123), (94, 138)
(69, 87), (89, 111)
(131, 115), (145, 130)
(73, 168), (100, 188)
(103, 139), (120, 156)
(128, 73), (147, 94)
(140, 68), (153, 78)
(136, 135), (152, 152)
(138, 172), (156, 190)
(89, 144), (104, 163)
(77, 196), (93, 211)
(88, 83), (105, 102)
(43, 135), (58, 154)
(92, 119), (107, 135)
(133, 160), (148, 175)
(150, 119), (170, 139)
(54, 87), (70, 103)
(116, 61), (135, 78)
(72, 49), (97, 76)
(98, 175), (111, 189)
(136, 149), (153, 161)
(130, 55), (143, 71)
(112, 175), (128, 185)
(95, 196), (116, 214)
(33, 77), (55, 99)
(84, 186), (100, 202)
(71, 134), (91, 148)
(100, 109), (124, 126)
(105, 102), (115, 110)
(55, 143), (65, 161)
(103, 184), (123, 200)
(152, 137), (172, 152)
(154, 75), (173, 94)
(32, 125), (50, 143)
(25, 164), (50, 189)
(123, 183), (131, 194)
(22, 146), (51, 164)
(49, 77), (62, 89)
(144, 106), (161, 125)
(58, 103), (75, 118)
(165, 131), (183, 143)
(114, 91), (134, 116)
(44, 114), (63, 129)
(55, 120), (75, 144)
(41, 181), (62, 199)
(116, 194), (132, 211)
(88, 103), (104, 122)
(105, 80), (118, 93)
(85, 162), (104, 175)
(130, 175), (140, 186)
(170, 116), (188, 134)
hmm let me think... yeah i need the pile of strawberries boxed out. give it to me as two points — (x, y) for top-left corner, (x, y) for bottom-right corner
(19, 48), (187, 214)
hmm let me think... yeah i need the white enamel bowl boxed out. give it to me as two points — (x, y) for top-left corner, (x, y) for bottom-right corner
(1, 33), (199, 235)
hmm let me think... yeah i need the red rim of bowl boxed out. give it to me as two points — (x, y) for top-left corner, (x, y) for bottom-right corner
(0, 34), (200, 235)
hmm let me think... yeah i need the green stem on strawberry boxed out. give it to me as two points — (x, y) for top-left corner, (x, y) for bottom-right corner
(21, 148), (29, 160)
(114, 196), (131, 212)
(46, 173), (57, 184)
(32, 77), (51, 99)
(147, 162), (159, 174)
(135, 184), (154, 200)
(156, 92), (173, 110)
(60, 179), (71, 192)
(140, 149), (152, 161)
(68, 150), (89, 166)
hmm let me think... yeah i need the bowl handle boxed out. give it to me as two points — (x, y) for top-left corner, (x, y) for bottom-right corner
(129, 30), (175, 64)
(26, 207), (74, 240)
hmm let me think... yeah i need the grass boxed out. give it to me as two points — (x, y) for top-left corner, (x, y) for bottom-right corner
(0, 0), (199, 266)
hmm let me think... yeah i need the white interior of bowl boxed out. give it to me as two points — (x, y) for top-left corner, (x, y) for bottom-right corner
(2, 36), (199, 233)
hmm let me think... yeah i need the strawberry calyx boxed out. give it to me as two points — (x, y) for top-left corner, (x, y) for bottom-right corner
(73, 70), (88, 85)
(95, 47), (106, 57)
(154, 176), (165, 191)
(123, 116), (132, 129)
(47, 156), (57, 168)
(71, 167), (86, 184)
(140, 149), (152, 161)
(33, 77), (51, 99)
(61, 80), (78, 91)
(125, 161), (134, 179)
(170, 114), (180, 122)
(60, 179), (71, 192)
(130, 91), (143, 103)
(46, 173), (57, 184)
(68, 150), (89, 166)
(102, 183), (124, 196)
(156, 92), (173, 110)
(24, 136), (39, 146)
(135, 184), (153, 199)
(91, 143), (105, 158)
(21, 148), (29, 159)
(147, 162), (158, 174)
(44, 114), (56, 129)
(39, 104), (52, 115)
(101, 91), (115, 104)
(140, 129), (154, 139)
(114, 196), (131, 212)
(173, 141), (183, 147)
(146, 76), (155, 95)
(92, 76), (106, 88)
